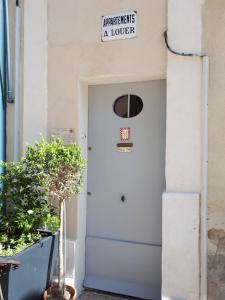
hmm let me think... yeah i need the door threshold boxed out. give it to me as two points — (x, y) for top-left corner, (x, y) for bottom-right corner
(80, 288), (142, 299)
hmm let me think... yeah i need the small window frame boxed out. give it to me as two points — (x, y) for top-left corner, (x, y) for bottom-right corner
(113, 94), (143, 118)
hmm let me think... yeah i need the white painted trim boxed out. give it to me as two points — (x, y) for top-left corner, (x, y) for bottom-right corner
(165, 2), (204, 298)
(200, 56), (209, 300)
(75, 81), (88, 295)
(168, 0), (202, 54)
(162, 192), (200, 300)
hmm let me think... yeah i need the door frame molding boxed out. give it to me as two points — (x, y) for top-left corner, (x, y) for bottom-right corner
(75, 75), (166, 295)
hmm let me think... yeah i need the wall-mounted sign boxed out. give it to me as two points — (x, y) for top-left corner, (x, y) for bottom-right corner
(101, 11), (137, 42)
(50, 128), (75, 144)
(120, 127), (130, 141)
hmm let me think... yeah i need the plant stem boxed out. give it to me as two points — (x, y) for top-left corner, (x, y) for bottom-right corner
(0, 282), (4, 300)
(58, 199), (64, 292)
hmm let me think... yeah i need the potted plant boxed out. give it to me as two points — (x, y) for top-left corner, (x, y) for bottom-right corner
(21, 138), (85, 300)
(0, 142), (60, 300)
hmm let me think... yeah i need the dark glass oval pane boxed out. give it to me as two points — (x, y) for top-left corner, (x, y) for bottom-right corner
(113, 95), (128, 118)
(129, 95), (143, 117)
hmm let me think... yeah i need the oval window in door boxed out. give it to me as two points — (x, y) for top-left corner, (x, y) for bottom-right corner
(113, 94), (143, 118)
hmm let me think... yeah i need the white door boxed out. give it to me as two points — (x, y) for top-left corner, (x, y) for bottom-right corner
(85, 81), (166, 300)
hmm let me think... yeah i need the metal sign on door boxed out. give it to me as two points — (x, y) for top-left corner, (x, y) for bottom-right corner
(120, 127), (130, 141)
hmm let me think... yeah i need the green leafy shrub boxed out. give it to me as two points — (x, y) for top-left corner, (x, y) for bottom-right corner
(0, 138), (84, 257)
(24, 138), (85, 200)
(0, 159), (58, 256)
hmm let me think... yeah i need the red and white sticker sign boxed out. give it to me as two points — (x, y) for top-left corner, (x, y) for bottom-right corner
(120, 127), (130, 141)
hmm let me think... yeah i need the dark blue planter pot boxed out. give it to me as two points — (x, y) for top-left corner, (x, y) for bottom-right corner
(0, 232), (58, 300)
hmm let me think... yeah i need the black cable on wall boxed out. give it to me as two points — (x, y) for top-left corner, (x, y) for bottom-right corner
(164, 30), (205, 58)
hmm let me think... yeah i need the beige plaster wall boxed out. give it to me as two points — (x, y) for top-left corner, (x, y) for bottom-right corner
(23, 0), (48, 148)
(203, 1), (225, 299)
(47, 0), (167, 239)
(47, 0), (167, 131)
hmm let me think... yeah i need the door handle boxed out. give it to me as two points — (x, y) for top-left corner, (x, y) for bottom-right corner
(121, 195), (125, 202)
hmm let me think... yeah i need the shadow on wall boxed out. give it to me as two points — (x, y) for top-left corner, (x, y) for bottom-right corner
(208, 228), (225, 300)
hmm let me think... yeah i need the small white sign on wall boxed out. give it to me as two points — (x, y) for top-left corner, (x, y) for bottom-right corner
(50, 128), (75, 144)
(101, 11), (137, 42)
